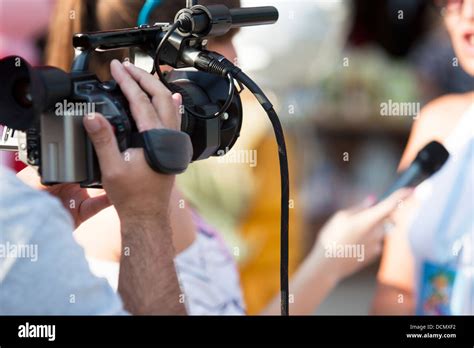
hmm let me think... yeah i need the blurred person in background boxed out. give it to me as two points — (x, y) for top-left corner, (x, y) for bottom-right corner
(373, 0), (474, 315)
(0, 0), (55, 171)
(410, 22), (474, 101)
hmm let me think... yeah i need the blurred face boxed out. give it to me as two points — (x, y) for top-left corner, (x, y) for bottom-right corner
(442, 0), (474, 75)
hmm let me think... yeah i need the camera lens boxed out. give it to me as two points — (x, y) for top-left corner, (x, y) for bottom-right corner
(12, 78), (33, 108)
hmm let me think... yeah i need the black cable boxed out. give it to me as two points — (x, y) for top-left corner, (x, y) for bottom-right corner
(153, 22), (235, 120)
(184, 72), (235, 120)
(231, 70), (290, 316)
(152, 21), (181, 91)
(191, 52), (290, 316)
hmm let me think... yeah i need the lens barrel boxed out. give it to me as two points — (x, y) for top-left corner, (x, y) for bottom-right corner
(0, 56), (71, 130)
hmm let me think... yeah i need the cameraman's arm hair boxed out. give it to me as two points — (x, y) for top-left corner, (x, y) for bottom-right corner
(118, 216), (187, 315)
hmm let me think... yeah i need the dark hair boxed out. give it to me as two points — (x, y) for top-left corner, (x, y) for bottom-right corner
(46, 0), (240, 79)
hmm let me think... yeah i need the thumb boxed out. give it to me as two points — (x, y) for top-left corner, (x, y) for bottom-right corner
(83, 113), (123, 171)
(357, 188), (414, 228)
(172, 93), (183, 123)
(79, 193), (112, 224)
(172, 93), (182, 109)
(345, 194), (377, 215)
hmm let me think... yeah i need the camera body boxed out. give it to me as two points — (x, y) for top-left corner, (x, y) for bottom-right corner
(0, 56), (243, 186)
(28, 71), (133, 185)
(0, 3), (278, 186)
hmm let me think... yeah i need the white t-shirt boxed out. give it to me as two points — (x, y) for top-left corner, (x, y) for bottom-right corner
(87, 214), (246, 315)
(408, 104), (474, 315)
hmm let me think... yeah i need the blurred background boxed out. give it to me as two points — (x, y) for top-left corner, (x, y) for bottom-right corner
(235, 0), (472, 314)
(1, 0), (472, 314)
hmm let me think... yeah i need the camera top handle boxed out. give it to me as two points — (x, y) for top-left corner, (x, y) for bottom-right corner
(71, 5), (278, 72)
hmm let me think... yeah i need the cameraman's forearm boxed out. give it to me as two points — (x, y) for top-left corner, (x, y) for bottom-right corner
(118, 216), (186, 315)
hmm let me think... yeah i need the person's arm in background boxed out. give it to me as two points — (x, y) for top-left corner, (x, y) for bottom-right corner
(370, 201), (417, 315)
(261, 189), (412, 315)
(371, 94), (469, 315)
(72, 186), (197, 264)
(398, 94), (468, 170)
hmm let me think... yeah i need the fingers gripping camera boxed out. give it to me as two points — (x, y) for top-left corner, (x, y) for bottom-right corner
(0, 4), (278, 186)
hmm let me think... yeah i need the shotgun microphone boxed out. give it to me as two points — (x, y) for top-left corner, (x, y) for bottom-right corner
(175, 5), (278, 37)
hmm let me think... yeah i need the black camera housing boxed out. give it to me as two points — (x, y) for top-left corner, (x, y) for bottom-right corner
(0, 48), (242, 186)
(0, 3), (278, 186)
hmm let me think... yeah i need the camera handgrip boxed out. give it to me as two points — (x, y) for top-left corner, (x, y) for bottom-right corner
(132, 129), (193, 175)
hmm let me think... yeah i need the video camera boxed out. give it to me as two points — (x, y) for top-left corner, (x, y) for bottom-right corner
(0, 1), (278, 186)
(0, 1), (291, 316)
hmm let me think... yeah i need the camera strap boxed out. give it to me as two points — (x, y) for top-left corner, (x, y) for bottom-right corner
(130, 129), (193, 175)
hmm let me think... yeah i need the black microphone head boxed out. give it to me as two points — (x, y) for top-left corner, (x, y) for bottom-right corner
(415, 141), (450, 175)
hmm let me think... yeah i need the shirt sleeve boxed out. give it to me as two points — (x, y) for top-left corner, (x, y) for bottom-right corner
(0, 168), (128, 315)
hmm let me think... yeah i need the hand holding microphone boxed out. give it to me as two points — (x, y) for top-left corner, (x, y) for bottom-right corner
(306, 141), (450, 285)
(378, 141), (450, 202)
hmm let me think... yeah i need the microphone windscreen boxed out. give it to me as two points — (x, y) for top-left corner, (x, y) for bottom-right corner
(415, 141), (450, 175)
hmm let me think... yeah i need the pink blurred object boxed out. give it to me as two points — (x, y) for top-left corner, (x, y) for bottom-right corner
(0, 0), (55, 63)
(0, 0), (55, 170)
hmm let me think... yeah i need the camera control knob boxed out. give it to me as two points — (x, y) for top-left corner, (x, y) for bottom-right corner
(99, 81), (118, 91)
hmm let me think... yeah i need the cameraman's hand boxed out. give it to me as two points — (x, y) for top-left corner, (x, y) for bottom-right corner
(82, 60), (182, 224)
(82, 60), (186, 315)
(17, 166), (110, 229)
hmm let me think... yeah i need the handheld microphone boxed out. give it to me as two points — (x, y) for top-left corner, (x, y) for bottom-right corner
(378, 141), (449, 201)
